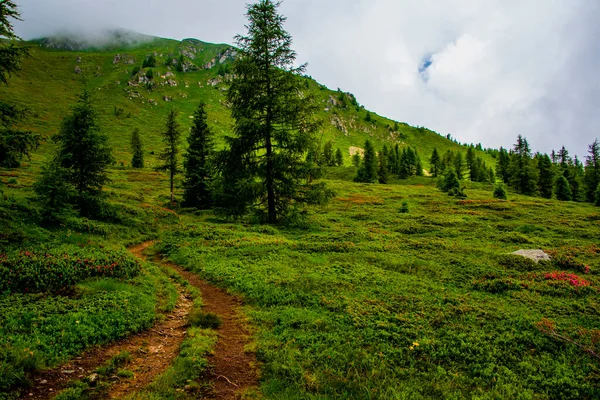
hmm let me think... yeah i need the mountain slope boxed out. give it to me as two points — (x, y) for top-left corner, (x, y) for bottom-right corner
(0, 32), (494, 171)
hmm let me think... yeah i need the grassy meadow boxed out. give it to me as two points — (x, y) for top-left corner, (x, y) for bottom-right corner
(158, 176), (600, 399)
(1, 34), (599, 399)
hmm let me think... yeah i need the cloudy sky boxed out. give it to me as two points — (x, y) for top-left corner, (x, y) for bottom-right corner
(13, 0), (600, 158)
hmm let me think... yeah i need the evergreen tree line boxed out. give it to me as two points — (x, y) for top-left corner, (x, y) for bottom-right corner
(429, 147), (495, 183)
(495, 135), (600, 205)
(354, 140), (423, 184)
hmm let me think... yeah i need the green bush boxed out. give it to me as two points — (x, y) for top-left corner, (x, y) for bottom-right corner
(131, 65), (140, 76)
(142, 54), (156, 68)
(399, 201), (410, 213)
(0, 246), (141, 294)
(437, 169), (460, 192)
(595, 182), (600, 206)
(188, 310), (222, 329)
(493, 183), (507, 199)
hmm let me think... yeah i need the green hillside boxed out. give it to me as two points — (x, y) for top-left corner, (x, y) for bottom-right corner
(2, 29), (600, 400)
(0, 31), (492, 171)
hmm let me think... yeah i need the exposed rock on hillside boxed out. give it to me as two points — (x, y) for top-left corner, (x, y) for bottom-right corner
(512, 250), (551, 262)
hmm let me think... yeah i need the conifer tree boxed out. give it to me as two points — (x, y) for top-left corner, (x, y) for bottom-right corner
(217, 0), (325, 222)
(351, 153), (361, 168)
(429, 147), (441, 177)
(387, 146), (397, 173)
(335, 147), (343, 166)
(53, 90), (114, 215)
(555, 175), (572, 201)
(130, 128), (144, 168)
(454, 152), (465, 180)
(323, 140), (334, 166)
(437, 169), (460, 192)
(568, 156), (585, 202)
(304, 143), (323, 183)
(0, 2), (40, 168)
(584, 139), (600, 202)
(34, 158), (74, 226)
(378, 147), (389, 184)
(355, 140), (378, 183)
(182, 103), (214, 209)
(466, 147), (477, 181)
(536, 153), (554, 199)
(509, 135), (537, 195)
(398, 148), (410, 179)
(414, 148), (423, 176)
(157, 109), (181, 205)
(496, 147), (511, 184)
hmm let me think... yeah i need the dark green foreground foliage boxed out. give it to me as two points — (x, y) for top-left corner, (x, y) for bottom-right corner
(160, 178), (600, 399)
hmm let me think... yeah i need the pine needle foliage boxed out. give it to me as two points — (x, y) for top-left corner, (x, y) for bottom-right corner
(130, 128), (144, 168)
(217, 0), (326, 223)
(182, 103), (214, 209)
(156, 109), (181, 205)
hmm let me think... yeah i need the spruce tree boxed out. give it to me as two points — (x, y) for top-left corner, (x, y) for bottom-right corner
(438, 169), (460, 192)
(429, 147), (441, 177)
(157, 109), (181, 205)
(355, 139), (378, 183)
(568, 156), (585, 202)
(466, 147), (476, 181)
(584, 139), (600, 202)
(218, 0), (325, 222)
(53, 90), (114, 215)
(377, 148), (389, 184)
(536, 153), (554, 199)
(323, 140), (334, 166)
(414, 148), (423, 176)
(130, 128), (144, 168)
(335, 148), (344, 166)
(351, 153), (361, 168)
(555, 175), (572, 201)
(34, 158), (74, 226)
(398, 148), (410, 179)
(182, 103), (214, 209)
(496, 147), (511, 184)
(0, 2), (40, 168)
(454, 152), (465, 180)
(509, 135), (537, 195)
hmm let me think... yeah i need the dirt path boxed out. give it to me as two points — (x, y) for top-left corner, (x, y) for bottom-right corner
(153, 250), (260, 399)
(20, 241), (259, 400)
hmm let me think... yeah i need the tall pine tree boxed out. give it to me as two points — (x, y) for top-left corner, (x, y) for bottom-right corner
(130, 128), (144, 168)
(218, 0), (324, 223)
(509, 135), (537, 195)
(53, 90), (114, 215)
(157, 109), (181, 205)
(182, 103), (214, 209)
(429, 147), (441, 177)
(0, 1), (40, 168)
(355, 140), (378, 183)
(584, 139), (600, 202)
(536, 153), (554, 199)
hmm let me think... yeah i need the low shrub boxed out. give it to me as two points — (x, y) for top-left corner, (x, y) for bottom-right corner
(493, 184), (507, 200)
(0, 245), (141, 294)
(188, 310), (222, 329)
